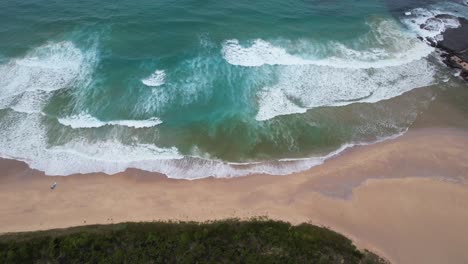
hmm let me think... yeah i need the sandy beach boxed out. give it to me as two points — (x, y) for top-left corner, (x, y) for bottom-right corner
(2, 0), (468, 263)
(0, 128), (468, 264)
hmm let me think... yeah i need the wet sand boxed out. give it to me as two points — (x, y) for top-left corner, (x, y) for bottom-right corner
(0, 128), (468, 264)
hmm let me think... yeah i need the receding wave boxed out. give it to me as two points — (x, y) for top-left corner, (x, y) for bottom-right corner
(58, 113), (163, 129)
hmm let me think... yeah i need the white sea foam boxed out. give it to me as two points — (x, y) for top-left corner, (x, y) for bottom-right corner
(58, 113), (106, 128)
(402, 8), (461, 42)
(140, 55), (218, 114)
(0, 41), (96, 113)
(0, 112), (181, 176)
(9, 91), (51, 114)
(110, 118), (163, 128)
(401, 1), (468, 42)
(58, 113), (163, 129)
(0, 109), (410, 178)
(256, 88), (307, 121)
(0, 42), (181, 177)
(142, 70), (166, 87)
(0, 42), (89, 96)
(256, 59), (435, 121)
(222, 19), (434, 69)
(222, 39), (310, 67)
(245, 18), (438, 121)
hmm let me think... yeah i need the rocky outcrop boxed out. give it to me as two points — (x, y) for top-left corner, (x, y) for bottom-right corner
(416, 13), (468, 81)
(433, 15), (468, 81)
(444, 55), (468, 80)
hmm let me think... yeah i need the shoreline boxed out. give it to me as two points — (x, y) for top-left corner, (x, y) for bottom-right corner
(1, 127), (468, 263)
(0, 128), (409, 181)
(0, 119), (414, 180)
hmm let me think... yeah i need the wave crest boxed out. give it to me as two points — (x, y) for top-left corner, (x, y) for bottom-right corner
(58, 113), (163, 129)
(142, 70), (166, 87)
(222, 18), (433, 69)
(0, 41), (96, 113)
(256, 59), (435, 121)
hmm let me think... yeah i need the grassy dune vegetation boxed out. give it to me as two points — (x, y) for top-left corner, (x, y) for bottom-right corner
(0, 219), (387, 263)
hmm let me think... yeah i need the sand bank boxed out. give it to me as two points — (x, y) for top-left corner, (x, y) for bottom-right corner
(0, 128), (467, 264)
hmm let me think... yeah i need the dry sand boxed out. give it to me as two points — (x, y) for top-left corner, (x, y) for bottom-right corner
(0, 128), (468, 264)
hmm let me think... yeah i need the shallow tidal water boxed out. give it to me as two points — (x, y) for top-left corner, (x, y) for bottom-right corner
(0, 0), (467, 178)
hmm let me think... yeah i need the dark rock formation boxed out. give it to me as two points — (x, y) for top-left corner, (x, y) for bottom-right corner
(437, 17), (468, 59)
(435, 14), (457, 20)
(461, 71), (468, 80)
(431, 16), (468, 81)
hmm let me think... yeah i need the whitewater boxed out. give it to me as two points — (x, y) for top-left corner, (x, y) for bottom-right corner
(0, 0), (467, 179)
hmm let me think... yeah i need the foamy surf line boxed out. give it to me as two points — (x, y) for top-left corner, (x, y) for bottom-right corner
(0, 129), (407, 180)
(221, 39), (433, 69)
(58, 113), (163, 128)
(0, 110), (409, 180)
(221, 17), (439, 69)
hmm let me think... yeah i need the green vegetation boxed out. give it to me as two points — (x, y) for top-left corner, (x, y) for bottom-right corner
(0, 219), (387, 263)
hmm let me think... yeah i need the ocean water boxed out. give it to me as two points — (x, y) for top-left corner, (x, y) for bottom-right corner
(0, 0), (467, 178)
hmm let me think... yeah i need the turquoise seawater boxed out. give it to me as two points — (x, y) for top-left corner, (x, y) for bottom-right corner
(0, 0), (467, 178)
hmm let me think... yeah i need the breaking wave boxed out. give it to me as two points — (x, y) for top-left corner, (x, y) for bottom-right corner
(0, 110), (408, 178)
(0, 41), (96, 114)
(222, 19), (434, 69)
(223, 18), (438, 121)
(142, 70), (166, 87)
(58, 113), (163, 129)
(256, 59), (435, 121)
(0, 112), (183, 176)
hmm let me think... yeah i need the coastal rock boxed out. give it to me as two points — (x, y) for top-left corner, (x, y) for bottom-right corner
(445, 55), (467, 70)
(421, 15), (468, 82)
(434, 14), (457, 20)
(437, 17), (468, 57)
(439, 17), (468, 81)
(461, 71), (468, 79)
(420, 14), (458, 33)
(426, 37), (437, 48)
